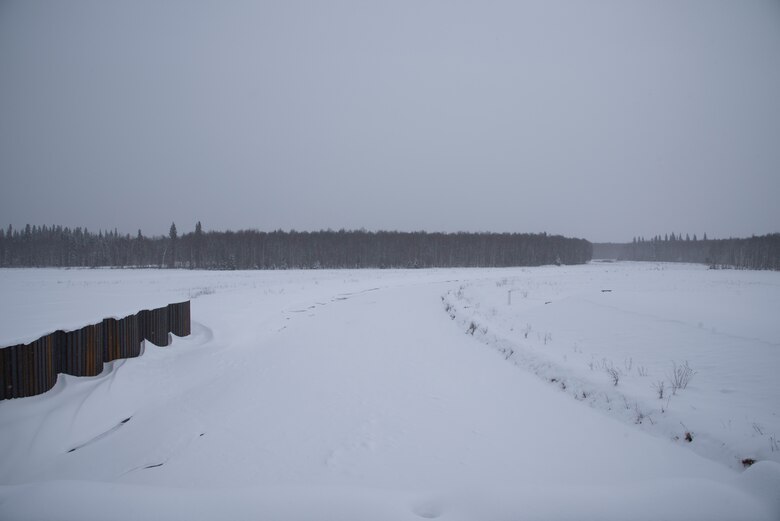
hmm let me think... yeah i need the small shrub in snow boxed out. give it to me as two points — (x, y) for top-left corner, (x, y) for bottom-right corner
(522, 324), (532, 339)
(652, 380), (666, 400)
(633, 403), (646, 424)
(637, 365), (648, 377)
(742, 458), (756, 468)
(467, 322), (477, 335)
(669, 361), (695, 394)
(605, 364), (620, 386)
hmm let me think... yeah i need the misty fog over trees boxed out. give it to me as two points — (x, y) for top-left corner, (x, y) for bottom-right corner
(594, 233), (780, 271)
(0, 224), (592, 269)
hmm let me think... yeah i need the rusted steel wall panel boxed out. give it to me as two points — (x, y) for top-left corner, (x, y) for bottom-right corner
(145, 307), (169, 347)
(118, 314), (141, 359)
(1, 346), (11, 399)
(0, 300), (191, 400)
(103, 318), (118, 362)
(168, 301), (191, 337)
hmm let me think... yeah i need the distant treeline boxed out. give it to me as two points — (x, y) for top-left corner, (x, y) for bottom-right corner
(594, 233), (780, 270)
(0, 223), (592, 269)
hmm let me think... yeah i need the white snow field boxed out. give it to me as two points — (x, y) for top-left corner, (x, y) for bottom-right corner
(0, 264), (778, 520)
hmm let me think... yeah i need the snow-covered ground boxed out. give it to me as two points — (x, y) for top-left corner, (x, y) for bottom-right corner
(443, 262), (780, 469)
(0, 264), (778, 520)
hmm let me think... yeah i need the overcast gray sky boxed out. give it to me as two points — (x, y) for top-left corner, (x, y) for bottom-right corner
(1, 0), (778, 242)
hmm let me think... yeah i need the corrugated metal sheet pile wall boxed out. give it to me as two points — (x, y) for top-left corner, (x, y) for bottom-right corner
(0, 301), (190, 400)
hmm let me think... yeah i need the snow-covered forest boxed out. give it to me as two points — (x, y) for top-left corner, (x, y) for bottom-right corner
(0, 224), (592, 269)
(5, 223), (780, 271)
(594, 234), (780, 270)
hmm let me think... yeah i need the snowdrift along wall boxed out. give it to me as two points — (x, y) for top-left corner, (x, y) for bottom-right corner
(0, 301), (190, 400)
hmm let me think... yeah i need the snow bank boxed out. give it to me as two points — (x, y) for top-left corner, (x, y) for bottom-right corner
(443, 262), (780, 469)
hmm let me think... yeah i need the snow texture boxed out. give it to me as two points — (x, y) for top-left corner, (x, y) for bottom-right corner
(0, 264), (778, 520)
